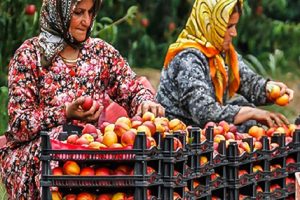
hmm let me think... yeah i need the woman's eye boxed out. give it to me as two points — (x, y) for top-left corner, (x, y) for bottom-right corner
(74, 10), (83, 15)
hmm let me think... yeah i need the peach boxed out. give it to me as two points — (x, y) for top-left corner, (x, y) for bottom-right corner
(200, 156), (208, 165)
(146, 136), (157, 148)
(253, 165), (263, 172)
(213, 125), (225, 136)
(52, 191), (62, 200)
(52, 167), (63, 176)
(254, 141), (262, 150)
(88, 141), (103, 149)
(229, 124), (238, 134)
(238, 169), (248, 177)
(142, 111), (155, 122)
(256, 186), (263, 193)
(173, 192), (181, 199)
(121, 130), (136, 146)
(82, 123), (98, 134)
(116, 116), (132, 127)
(173, 137), (183, 150)
(111, 192), (126, 200)
(169, 118), (186, 131)
(67, 134), (79, 144)
(204, 121), (216, 129)
(80, 167), (95, 176)
(136, 125), (152, 137)
(77, 192), (95, 200)
(218, 120), (230, 133)
(270, 164), (282, 171)
(286, 177), (295, 185)
(266, 127), (276, 137)
(104, 123), (115, 133)
(114, 122), (131, 137)
(239, 141), (251, 153)
(200, 133), (206, 142)
(288, 124), (297, 136)
(275, 127), (286, 134)
(99, 121), (110, 133)
(286, 157), (296, 165)
(224, 132), (235, 140)
(64, 194), (77, 200)
(63, 161), (80, 175)
(147, 166), (155, 174)
(95, 134), (104, 143)
(248, 126), (265, 139)
(95, 167), (111, 176)
(96, 194), (112, 200)
(109, 143), (123, 148)
(76, 134), (94, 145)
(238, 147), (245, 154)
(268, 84), (281, 100)
(155, 123), (166, 133)
(211, 172), (220, 181)
(270, 143), (279, 150)
(214, 134), (225, 143)
(115, 165), (131, 174)
(102, 131), (118, 147)
(131, 120), (143, 129)
(211, 197), (222, 200)
(81, 96), (93, 111)
(143, 121), (156, 136)
(275, 93), (289, 106)
(270, 184), (281, 192)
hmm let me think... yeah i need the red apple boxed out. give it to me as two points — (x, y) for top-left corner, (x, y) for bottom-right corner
(81, 96), (93, 111)
(77, 192), (94, 200)
(82, 123), (98, 134)
(270, 184), (281, 192)
(96, 194), (112, 200)
(286, 157), (296, 165)
(67, 134), (79, 144)
(64, 194), (77, 200)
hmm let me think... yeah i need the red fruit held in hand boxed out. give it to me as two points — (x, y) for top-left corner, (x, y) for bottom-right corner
(82, 96), (93, 111)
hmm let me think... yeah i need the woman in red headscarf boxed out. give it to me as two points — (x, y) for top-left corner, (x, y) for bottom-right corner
(156, 0), (293, 130)
(0, 0), (164, 199)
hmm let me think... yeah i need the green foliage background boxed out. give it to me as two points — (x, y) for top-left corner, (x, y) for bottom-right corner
(0, 0), (300, 135)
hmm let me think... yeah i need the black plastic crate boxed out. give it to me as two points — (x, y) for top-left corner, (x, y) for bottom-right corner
(161, 182), (187, 200)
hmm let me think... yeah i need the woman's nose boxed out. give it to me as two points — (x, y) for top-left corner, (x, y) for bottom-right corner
(82, 12), (92, 26)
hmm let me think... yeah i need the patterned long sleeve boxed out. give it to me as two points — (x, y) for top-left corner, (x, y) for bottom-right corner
(156, 49), (241, 127)
(237, 55), (268, 105)
(7, 41), (67, 143)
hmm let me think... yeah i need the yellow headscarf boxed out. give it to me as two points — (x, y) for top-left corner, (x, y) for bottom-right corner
(164, 0), (242, 104)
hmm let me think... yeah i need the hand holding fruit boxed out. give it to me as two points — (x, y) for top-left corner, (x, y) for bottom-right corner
(266, 81), (294, 106)
(136, 100), (165, 117)
(66, 96), (103, 122)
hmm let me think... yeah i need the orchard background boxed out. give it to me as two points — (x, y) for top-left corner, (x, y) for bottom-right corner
(0, 0), (300, 136)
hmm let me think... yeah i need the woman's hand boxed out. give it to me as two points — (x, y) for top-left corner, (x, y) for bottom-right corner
(66, 97), (103, 122)
(136, 100), (165, 117)
(266, 81), (294, 101)
(234, 106), (290, 127)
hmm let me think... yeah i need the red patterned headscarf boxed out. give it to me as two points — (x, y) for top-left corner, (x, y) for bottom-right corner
(38, 0), (102, 66)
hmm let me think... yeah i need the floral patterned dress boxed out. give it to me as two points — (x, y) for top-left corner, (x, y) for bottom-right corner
(0, 37), (153, 200)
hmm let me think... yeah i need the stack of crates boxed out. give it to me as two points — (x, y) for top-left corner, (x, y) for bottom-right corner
(40, 131), (162, 199)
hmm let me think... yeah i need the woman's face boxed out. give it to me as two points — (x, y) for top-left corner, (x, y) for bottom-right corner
(69, 0), (94, 42)
(222, 12), (240, 51)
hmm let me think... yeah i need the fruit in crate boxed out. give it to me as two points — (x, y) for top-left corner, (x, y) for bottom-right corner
(173, 192), (181, 199)
(238, 169), (248, 177)
(67, 134), (79, 144)
(200, 156), (208, 165)
(80, 166), (95, 176)
(169, 118), (186, 131)
(76, 134), (94, 145)
(254, 141), (263, 150)
(121, 130), (136, 146)
(214, 134), (225, 143)
(82, 123), (98, 134)
(102, 131), (118, 147)
(115, 165), (132, 175)
(270, 184), (281, 192)
(286, 177), (295, 185)
(109, 143), (123, 148)
(77, 192), (95, 200)
(218, 120), (230, 133)
(142, 111), (156, 122)
(256, 185), (263, 193)
(115, 116), (132, 127)
(204, 121), (217, 129)
(173, 137), (183, 150)
(213, 125), (224, 136)
(95, 167), (111, 176)
(239, 141), (251, 153)
(146, 136), (157, 148)
(253, 165), (263, 172)
(211, 197), (222, 200)
(270, 164), (282, 171)
(286, 157), (296, 165)
(88, 141), (105, 149)
(64, 194), (77, 200)
(224, 131), (235, 140)
(136, 125), (152, 137)
(96, 194), (112, 200)
(248, 125), (265, 139)
(63, 161), (80, 175)
(52, 167), (63, 176)
(269, 143), (279, 150)
(52, 191), (62, 200)
(211, 172), (220, 181)
(112, 192), (126, 200)
(142, 121), (156, 136)
(193, 180), (199, 188)
(114, 121), (131, 137)
(104, 123), (115, 133)
(285, 136), (293, 144)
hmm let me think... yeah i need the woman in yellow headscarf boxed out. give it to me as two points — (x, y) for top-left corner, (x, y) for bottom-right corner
(156, 0), (293, 129)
